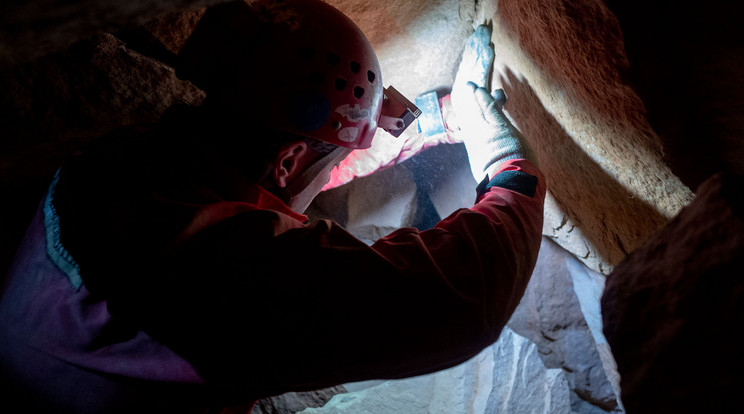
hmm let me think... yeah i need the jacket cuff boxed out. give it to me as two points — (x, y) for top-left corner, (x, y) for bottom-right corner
(475, 159), (541, 201)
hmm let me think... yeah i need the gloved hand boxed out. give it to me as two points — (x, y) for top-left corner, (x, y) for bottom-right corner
(450, 24), (536, 181)
(453, 82), (535, 180)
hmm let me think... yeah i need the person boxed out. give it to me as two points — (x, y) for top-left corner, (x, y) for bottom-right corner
(0, 0), (545, 412)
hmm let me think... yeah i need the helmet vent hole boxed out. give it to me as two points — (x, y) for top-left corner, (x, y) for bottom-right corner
(367, 70), (376, 83)
(299, 46), (314, 61)
(335, 78), (347, 91)
(331, 120), (342, 130)
(309, 72), (324, 85)
(327, 53), (340, 66)
(349, 61), (361, 74)
(354, 86), (365, 98)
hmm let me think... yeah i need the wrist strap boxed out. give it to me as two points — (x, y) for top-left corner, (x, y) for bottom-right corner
(475, 169), (539, 202)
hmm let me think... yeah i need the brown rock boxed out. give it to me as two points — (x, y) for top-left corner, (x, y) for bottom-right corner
(602, 172), (744, 413)
(483, 0), (695, 274)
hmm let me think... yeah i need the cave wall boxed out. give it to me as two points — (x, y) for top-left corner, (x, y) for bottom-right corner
(602, 172), (744, 413)
(475, 0), (698, 274)
(603, 0), (744, 190)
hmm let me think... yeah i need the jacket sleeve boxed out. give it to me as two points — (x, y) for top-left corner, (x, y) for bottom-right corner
(126, 158), (546, 401)
(368, 158), (545, 369)
(372, 158), (545, 338)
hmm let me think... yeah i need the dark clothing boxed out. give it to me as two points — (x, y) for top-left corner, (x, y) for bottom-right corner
(0, 111), (545, 412)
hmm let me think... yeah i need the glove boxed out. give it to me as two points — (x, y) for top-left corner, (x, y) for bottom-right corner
(453, 82), (534, 180)
(450, 24), (535, 181)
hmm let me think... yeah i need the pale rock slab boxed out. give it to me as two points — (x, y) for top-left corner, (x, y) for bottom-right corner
(508, 237), (622, 413)
(301, 327), (571, 414)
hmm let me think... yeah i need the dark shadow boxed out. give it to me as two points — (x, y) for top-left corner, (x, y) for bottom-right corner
(603, 0), (744, 190)
(0, 178), (52, 282)
(399, 144), (465, 231)
(113, 27), (179, 68)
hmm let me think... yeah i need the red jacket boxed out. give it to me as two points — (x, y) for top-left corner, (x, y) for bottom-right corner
(0, 120), (545, 410)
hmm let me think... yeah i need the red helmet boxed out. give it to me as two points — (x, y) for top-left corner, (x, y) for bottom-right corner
(177, 0), (383, 149)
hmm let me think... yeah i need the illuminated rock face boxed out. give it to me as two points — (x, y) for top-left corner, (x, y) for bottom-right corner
(0, 0), (741, 413)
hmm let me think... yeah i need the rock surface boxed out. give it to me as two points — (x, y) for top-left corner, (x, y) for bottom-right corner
(509, 238), (621, 413)
(325, 0), (701, 275)
(602, 172), (744, 413)
(251, 386), (348, 414)
(301, 327), (573, 414)
(477, 0), (695, 274)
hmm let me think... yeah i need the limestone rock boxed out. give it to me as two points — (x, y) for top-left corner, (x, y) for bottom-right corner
(602, 172), (744, 413)
(542, 192), (608, 275)
(308, 143), (474, 242)
(329, 0), (698, 275)
(251, 386), (348, 414)
(343, 164), (418, 244)
(301, 327), (572, 414)
(508, 237), (621, 413)
(478, 0), (694, 274)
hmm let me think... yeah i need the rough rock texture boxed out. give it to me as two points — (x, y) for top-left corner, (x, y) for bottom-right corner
(325, 0), (714, 276)
(309, 142), (477, 245)
(475, 0), (695, 274)
(509, 238), (621, 413)
(602, 172), (744, 413)
(250, 386), (348, 414)
(300, 327), (573, 414)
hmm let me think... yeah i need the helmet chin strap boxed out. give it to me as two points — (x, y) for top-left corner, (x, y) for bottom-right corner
(284, 146), (351, 203)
